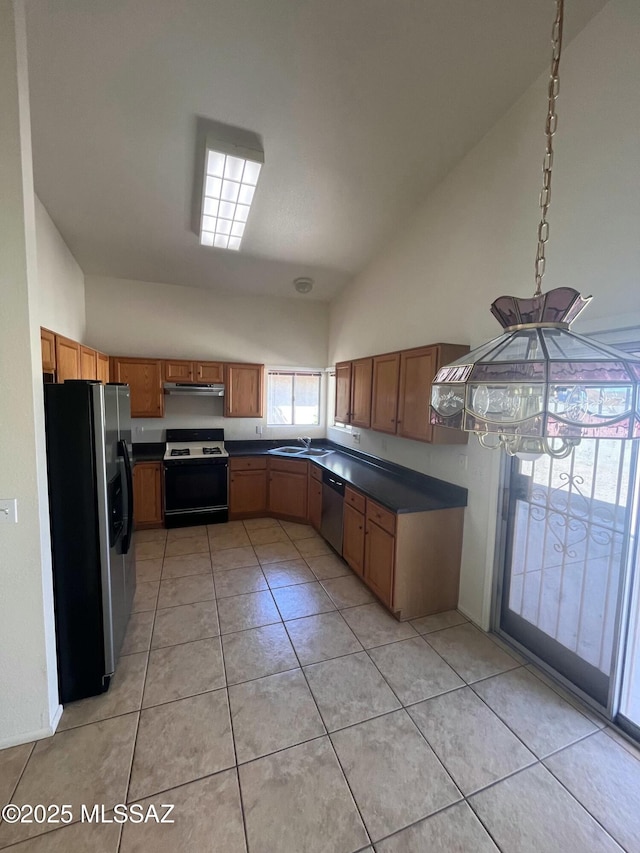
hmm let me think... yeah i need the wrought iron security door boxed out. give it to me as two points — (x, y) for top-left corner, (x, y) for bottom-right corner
(500, 437), (636, 707)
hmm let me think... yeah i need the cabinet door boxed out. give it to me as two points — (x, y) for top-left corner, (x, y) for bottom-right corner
(364, 519), (395, 606)
(334, 361), (352, 424)
(371, 353), (400, 434)
(269, 471), (308, 520)
(397, 346), (437, 443)
(96, 352), (110, 383)
(308, 477), (323, 531)
(225, 363), (264, 418)
(343, 503), (365, 576)
(164, 360), (194, 382)
(133, 462), (163, 528)
(350, 358), (373, 428)
(55, 335), (81, 383)
(41, 328), (56, 373)
(230, 469), (268, 517)
(196, 361), (224, 383)
(111, 358), (164, 418)
(80, 346), (97, 380)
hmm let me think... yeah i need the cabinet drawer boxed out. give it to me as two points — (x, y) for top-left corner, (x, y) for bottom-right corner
(345, 486), (366, 514)
(366, 499), (396, 535)
(310, 464), (323, 483)
(229, 456), (267, 471)
(269, 457), (308, 475)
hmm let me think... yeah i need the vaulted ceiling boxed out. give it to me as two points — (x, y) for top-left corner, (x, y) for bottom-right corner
(25, 0), (608, 300)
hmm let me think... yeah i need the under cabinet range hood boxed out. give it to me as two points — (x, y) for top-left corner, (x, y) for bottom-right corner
(164, 383), (225, 397)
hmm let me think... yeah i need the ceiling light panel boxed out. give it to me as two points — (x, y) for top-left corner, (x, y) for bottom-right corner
(200, 138), (263, 251)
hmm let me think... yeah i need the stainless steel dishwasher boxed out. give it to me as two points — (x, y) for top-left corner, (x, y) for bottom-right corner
(320, 470), (345, 554)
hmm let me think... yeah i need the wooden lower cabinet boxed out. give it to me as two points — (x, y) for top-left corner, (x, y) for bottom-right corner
(229, 458), (268, 518)
(343, 502), (365, 577)
(343, 487), (464, 621)
(364, 518), (395, 606)
(308, 475), (322, 531)
(268, 459), (308, 521)
(133, 462), (163, 529)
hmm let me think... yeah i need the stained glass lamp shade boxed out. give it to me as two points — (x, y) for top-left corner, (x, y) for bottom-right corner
(430, 288), (640, 458)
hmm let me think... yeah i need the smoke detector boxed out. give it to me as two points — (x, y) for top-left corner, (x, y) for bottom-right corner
(293, 277), (314, 294)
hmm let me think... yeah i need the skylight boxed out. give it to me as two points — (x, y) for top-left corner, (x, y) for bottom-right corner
(199, 139), (263, 251)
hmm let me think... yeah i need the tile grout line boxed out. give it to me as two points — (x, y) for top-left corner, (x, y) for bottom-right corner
(211, 558), (252, 853)
(120, 534), (166, 844)
(279, 614), (374, 849)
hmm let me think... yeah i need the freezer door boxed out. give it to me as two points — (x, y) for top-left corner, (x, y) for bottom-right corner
(116, 385), (136, 625)
(94, 385), (127, 674)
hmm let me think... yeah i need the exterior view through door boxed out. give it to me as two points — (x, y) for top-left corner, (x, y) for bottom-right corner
(497, 337), (640, 739)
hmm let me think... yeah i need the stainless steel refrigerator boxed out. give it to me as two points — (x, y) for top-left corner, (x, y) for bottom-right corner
(44, 381), (136, 703)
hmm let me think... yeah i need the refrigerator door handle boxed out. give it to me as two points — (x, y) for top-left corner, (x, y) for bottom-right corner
(118, 439), (134, 555)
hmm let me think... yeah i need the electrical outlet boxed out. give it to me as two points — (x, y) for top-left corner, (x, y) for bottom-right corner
(0, 499), (18, 523)
(256, 425), (263, 436)
(352, 432), (361, 444)
(458, 454), (468, 471)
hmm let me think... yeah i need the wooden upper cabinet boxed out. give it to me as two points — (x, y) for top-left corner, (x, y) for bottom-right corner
(196, 361), (224, 383)
(41, 328), (56, 373)
(164, 360), (193, 383)
(224, 363), (264, 418)
(429, 343), (470, 445)
(80, 346), (97, 381)
(96, 352), (110, 383)
(334, 361), (352, 424)
(371, 352), (400, 434)
(110, 357), (164, 418)
(55, 335), (81, 383)
(350, 357), (373, 428)
(397, 346), (437, 443)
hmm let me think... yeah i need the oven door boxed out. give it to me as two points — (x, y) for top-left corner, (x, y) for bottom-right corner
(164, 460), (228, 517)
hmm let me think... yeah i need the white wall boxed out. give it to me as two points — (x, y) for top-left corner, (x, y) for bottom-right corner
(85, 275), (330, 441)
(85, 276), (329, 365)
(34, 195), (85, 340)
(328, 0), (640, 629)
(0, 0), (60, 748)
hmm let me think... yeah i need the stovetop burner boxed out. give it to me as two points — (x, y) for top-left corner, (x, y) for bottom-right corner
(202, 446), (222, 455)
(170, 448), (190, 457)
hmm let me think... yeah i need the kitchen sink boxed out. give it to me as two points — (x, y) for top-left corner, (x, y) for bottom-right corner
(268, 446), (334, 457)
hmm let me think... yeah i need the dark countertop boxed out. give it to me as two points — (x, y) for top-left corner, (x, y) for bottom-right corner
(225, 439), (467, 514)
(132, 442), (165, 463)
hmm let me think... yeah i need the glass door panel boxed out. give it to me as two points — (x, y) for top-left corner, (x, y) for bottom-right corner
(500, 438), (634, 708)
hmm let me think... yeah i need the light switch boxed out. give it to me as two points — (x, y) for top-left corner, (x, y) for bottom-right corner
(0, 499), (18, 523)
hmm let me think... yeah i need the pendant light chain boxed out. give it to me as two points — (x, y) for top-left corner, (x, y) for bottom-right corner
(534, 0), (564, 298)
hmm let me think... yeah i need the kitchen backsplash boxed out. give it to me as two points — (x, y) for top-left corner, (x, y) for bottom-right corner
(131, 394), (325, 443)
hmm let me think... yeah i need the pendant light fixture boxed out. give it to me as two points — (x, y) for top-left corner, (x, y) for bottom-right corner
(430, 0), (640, 459)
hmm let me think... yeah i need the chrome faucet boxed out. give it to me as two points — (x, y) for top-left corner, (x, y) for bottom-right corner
(298, 436), (312, 451)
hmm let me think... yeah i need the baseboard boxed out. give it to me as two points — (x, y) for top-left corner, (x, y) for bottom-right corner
(0, 703), (63, 750)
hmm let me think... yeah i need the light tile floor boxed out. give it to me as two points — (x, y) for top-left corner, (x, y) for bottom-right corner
(1, 518), (640, 852)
